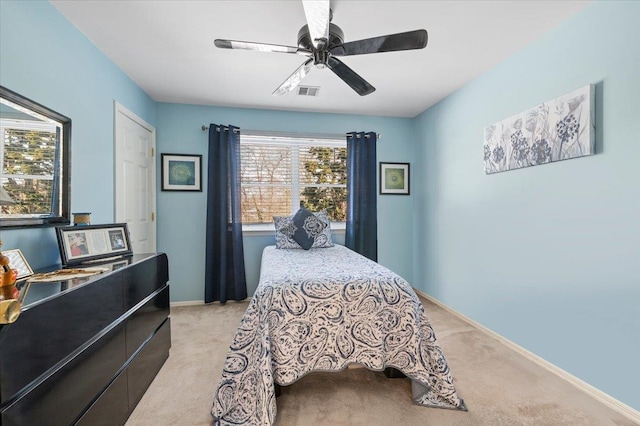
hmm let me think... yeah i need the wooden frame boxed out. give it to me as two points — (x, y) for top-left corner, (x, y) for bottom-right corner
(161, 153), (202, 191)
(1, 248), (34, 281)
(56, 223), (132, 265)
(380, 162), (410, 195)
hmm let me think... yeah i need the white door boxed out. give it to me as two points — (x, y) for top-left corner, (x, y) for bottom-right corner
(114, 102), (156, 253)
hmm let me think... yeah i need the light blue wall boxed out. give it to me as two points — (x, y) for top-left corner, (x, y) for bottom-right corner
(413, 0), (640, 410)
(156, 103), (414, 301)
(2, 0), (637, 411)
(0, 0), (157, 268)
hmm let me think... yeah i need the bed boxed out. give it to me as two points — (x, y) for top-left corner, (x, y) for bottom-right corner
(211, 244), (466, 425)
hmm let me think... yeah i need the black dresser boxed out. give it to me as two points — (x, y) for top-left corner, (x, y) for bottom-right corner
(0, 253), (171, 426)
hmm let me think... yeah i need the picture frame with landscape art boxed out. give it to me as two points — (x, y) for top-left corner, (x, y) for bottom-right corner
(380, 162), (410, 195)
(161, 153), (202, 191)
(56, 223), (132, 266)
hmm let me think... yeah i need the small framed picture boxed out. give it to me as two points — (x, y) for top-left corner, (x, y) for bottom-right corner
(1, 249), (34, 281)
(56, 223), (133, 265)
(380, 162), (410, 195)
(161, 153), (202, 191)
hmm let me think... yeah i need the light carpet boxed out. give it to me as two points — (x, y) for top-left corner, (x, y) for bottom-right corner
(125, 297), (636, 426)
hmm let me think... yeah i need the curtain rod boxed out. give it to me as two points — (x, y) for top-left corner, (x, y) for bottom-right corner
(201, 125), (380, 139)
(202, 125), (239, 133)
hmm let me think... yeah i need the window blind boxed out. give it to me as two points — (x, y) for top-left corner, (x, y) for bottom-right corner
(240, 133), (346, 224)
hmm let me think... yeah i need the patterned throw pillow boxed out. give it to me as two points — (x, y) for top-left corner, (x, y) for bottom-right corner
(307, 211), (334, 248)
(273, 215), (302, 249)
(291, 207), (316, 249)
(273, 209), (334, 249)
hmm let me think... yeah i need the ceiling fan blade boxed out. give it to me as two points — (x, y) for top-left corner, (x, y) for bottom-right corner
(327, 57), (375, 96)
(330, 29), (428, 56)
(302, 0), (330, 48)
(273, 58), (315, 96)
(215, 39), (309, 54)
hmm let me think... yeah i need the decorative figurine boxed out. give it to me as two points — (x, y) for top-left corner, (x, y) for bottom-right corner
(0, 240), (23, 324)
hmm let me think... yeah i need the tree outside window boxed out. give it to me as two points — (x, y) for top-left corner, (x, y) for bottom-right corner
(1, 86), (70, 228)
(1, 126), (58, 216)
(239, 135), (346, 224)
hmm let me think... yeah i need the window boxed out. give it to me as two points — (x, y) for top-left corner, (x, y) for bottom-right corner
(240, 133), (346, 225)
(0, 86), (71, 228)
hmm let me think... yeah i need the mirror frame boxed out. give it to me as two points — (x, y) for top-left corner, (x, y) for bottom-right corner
(0, 86), (71, 229)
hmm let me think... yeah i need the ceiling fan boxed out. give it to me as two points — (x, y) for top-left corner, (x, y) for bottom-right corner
(214, 0), (428, 96)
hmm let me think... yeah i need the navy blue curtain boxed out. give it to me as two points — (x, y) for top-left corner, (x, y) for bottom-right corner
(205, 124), (247, 304)
(345, 131), (377, 262)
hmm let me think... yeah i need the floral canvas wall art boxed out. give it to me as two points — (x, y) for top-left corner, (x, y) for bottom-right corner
(484, 84), (595, 174)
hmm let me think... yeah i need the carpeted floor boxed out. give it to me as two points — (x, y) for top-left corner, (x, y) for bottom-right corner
(125, 297), (636, 426)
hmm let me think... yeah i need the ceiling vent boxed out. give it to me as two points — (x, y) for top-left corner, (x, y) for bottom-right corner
(297, 86), (320, 97)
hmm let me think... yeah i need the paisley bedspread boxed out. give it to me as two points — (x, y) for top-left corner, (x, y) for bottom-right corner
(211, 245), (466, 425)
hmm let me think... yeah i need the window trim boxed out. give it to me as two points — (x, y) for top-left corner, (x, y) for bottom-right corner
(242, 221), (346, 236)
(0, 86), (71, 229)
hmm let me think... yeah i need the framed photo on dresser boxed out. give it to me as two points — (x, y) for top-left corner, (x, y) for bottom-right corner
(56, 223), (132, 266)
(1, 248), (33, 281)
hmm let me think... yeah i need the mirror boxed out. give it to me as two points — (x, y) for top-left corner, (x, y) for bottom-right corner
(0, 86), (71, 228)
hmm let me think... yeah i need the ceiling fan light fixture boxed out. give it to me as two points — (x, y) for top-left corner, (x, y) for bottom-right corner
(313, 50), (328, 68)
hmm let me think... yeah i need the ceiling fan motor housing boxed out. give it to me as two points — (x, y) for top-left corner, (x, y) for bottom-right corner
(297, 23), (344, 52)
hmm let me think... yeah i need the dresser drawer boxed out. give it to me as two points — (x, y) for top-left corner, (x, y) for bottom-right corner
(2, 324), (126, 426)
(127, 317), (171, 411)
(125, 285), (170, 358)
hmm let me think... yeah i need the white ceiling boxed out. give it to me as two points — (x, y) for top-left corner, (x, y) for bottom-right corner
(51, 0), (591, 118)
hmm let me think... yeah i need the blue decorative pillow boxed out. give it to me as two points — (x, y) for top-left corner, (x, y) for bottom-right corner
(273, 210), (334, 249)
(291, 207), (316, 250)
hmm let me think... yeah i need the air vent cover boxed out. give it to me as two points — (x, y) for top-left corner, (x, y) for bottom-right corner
(297, 86), (320, 97)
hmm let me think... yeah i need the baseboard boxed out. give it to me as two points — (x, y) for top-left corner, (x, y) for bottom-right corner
(170, 297), (252, 307)
(170, 300), (204, 307)
(413, 288), (640, 424)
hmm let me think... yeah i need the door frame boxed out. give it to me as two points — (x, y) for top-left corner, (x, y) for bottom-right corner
(114, 101), (157, 252)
